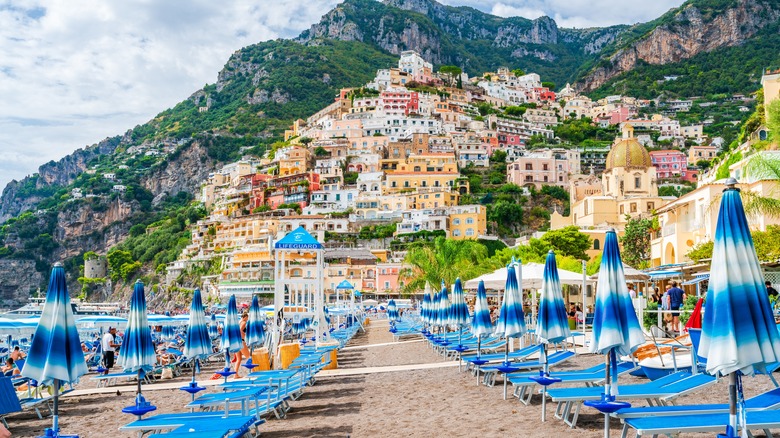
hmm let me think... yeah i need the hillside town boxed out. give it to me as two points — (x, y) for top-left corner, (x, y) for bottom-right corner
(150, 51), (780, 299)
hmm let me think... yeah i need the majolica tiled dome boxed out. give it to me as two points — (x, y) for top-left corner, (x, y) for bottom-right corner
(605, 138), (652, 170)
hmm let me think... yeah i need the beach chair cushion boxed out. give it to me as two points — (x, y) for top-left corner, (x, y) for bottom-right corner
(0, 378), (22, 416)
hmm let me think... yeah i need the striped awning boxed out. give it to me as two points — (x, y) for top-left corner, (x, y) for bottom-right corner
(682, 273), (710, 285)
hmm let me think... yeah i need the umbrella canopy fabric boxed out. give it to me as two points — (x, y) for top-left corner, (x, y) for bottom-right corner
(387, 299), (400, 322)
(449, 278), (470, 327)
(494, 264), (526, 338)
(22, 264), (87, 384)
(589, 230), (644, 356)
(221, 295), (244, 353)
(422, 293), (432, 324)
(76, 315), (127, 327)
(471, 280), (493, 337)
(699, 186), (780, 376)
(208, 313), (219, 339)
(537, 250), (571, 344)
(120, 281), (157, 373)
(147, 314), (176, 325)
(161, 325), (176, 342)
(245, 295), (266, 348)
(183, 289), (212, 360)
(465, 262), (584, 290)
(438, 281), (451, 327)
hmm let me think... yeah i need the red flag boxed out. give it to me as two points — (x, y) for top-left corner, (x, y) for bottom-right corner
(685, 298), (704, 331)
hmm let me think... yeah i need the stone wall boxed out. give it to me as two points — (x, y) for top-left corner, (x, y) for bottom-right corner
(0, 259), (43, 308)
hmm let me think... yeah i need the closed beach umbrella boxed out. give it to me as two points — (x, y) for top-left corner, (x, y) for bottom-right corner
(494, 263), (527, 398)
(438, 281), (451, 328)
(182, 288), (211, 395)
(22, 263), (87, 437)
(450, 277), (470, 352)
(698, 180), (780, 438)
(161, 325), (176, 342)
(535, 250), (572, 421)
(387, 299), (399, 322)
(221, 295), (243, 358)
(183, 289), (212, 361)
(208, 313), (219, 340)
(120, 280), (157, 415)
(471, 280), (493, 362)
(585, 229), (644, 438)
(246, 295), (266, 349)
(421, 292), (431, 325)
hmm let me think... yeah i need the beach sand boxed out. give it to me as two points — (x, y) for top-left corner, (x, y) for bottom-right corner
(6, 319), (778, 437)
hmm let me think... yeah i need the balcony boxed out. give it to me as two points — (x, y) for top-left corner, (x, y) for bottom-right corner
(662, 224), (676, 237)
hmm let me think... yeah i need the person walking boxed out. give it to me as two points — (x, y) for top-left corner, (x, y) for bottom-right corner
(234, 312), (251, 375)
(667, 281), (686, 335)
(101, 326), (120, 375)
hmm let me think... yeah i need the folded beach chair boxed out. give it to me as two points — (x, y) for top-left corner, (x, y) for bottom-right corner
(547, 371), (717, 428)
(622, 410), (780, 438)
(510, 361), (637, 405)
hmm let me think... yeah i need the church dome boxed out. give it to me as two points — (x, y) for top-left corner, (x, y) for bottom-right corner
(605, 138), (652, 170)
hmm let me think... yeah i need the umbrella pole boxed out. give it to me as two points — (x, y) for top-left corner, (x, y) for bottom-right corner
(52, 379), (59, 433)
(541, 344), (548, 422)
(604, 352), (611, 438)
(137, 369), (142, 400)
(727, 372), (737, 437)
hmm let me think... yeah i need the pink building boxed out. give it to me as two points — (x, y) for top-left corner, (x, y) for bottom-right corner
(608, 107), (631, 125)
(377, 262), (402, 294)
(650, 150), (688, 179)
(506, 149), (580, 189)
(380, 90), (419, 115)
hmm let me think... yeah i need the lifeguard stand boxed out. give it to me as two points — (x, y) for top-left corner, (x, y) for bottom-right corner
(271, 227), (326, 351)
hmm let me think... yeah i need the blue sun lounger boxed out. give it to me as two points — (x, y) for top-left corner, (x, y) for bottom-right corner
(464, 343), (540, 372)
(121, 412), (264, 437)
(622, 410), (780, 437)
(509, 361), (637, 405)
(613, 387), (780, 421)
(547, 371), (717, 428)
(91, 370), (152, 388)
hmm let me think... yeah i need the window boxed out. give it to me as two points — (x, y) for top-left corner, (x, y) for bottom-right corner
(543, 175), (548, 182)
(593, 239), (600, 250)
(634, 177), (641, 189)
(466, 228), (475, 236)
(384, 281), (390, 289)
(453, 218), (461, 225)
(584, 202), (589, 215)
(620, 205), (624, 214)
(525, 163), (533, 170)
(466, 218), (474, 224)
(543, 164), (549, 171)
(453, 229), (461, 237)
(630, 203), (637, 213)
(335, 194), (341, 201)
(647, 202), (654, 211)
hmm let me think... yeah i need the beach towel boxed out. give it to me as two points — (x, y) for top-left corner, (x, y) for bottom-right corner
(685, 298), (704, 331)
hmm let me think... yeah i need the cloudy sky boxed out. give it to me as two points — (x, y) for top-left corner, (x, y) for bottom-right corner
(0, 0), (684, 191)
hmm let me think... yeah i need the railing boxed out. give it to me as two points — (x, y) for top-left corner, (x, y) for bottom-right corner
(662, 224), (676, 237)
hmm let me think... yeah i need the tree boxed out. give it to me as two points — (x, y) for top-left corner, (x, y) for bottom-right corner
(686, 241), (714, 262)
(620, 218), (653, 269)
(314, 146), (328, 157)
(511, 68), (525, 77)
(686, 226), (780, 263)
(488, 201), (523, 233)
(439, 65), (462, 86)
(740, 153), (780, 218)
(299, 137), (313, 146)
(401, 237), (487, 292)
(540, 185), (568, 202)
(490, 150), (507, 163)
(538, 226), (591, 260)
(542, 81), (556, 90)
(696, 159), (711, 170)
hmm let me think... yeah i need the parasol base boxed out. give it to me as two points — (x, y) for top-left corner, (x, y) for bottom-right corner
(122, 394), (157, 418)
(215, 368), (236, 378)
(179, 382), (206, 395)
(95, 366), (107, 374)
(242, 359), (258, 371)
(37, 429), (79, 438)
(452, 345), (469, 353)
(495, 365), (519, 374)
(470, 359), (489, 366)
(439, 341), (451, 347)
(584, 397), (630, 414)
(529, 373), (562, 386)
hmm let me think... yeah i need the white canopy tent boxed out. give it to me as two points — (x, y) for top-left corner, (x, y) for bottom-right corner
(464, 262), (587, 290)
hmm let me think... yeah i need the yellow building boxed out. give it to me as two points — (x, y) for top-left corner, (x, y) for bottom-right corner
(761, 67), (780, 121)
(277, 146), (312, 176)
(448, 205), (487, 240)
(384, 153), (460, 194)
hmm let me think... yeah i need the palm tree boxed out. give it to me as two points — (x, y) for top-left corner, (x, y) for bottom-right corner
(740, 152), (780, 218)
(401, 236), (487, 293)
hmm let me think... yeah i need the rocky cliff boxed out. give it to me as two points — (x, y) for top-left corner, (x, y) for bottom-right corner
(0, 259), (43, 307)
(579, 0), (780, 91)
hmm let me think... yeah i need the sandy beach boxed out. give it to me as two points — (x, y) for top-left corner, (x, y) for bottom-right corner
(5, 319), (778, 437)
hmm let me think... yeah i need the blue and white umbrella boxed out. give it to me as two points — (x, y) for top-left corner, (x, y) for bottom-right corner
(147, 314), (175, 325)
(246, 295), (266, 349)
(450, 277), (471, 354)
(585, 229), (644, 438)
(221, 295), (243, 370)
(438, 281), (451, 328)
(494, 263), (527, 398)
(472, 280), (493, 338)
(183, 288), (212, 391)
(698, 180), (780, 438)
(76, 315), (128, 328)
(208, 313), (219, 340)
(387, 299), (400, 322)
(535, 250), (572, 421)
(22, 263), (87, 437)
(421, 292), (430, 326)
(161, 325), (176, 342)
(120, 280), (157, 416)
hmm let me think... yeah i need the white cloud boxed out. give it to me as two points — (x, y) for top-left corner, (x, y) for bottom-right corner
(0, 0), (682, 191)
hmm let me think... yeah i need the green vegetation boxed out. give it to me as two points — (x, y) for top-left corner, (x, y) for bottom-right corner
(401, 236), (488, 292)
(620, 218), (654, 269)
(686, 225), (780, 263)
(358, 223), (397, 240)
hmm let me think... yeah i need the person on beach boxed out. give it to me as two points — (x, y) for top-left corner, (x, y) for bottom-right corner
(627, 284), (636, 299)
(102, 327), (120, 375)
(234, 312), (251, 375)
(2, 358), (18, 376)
(666, 281), (686, 334)
(9, 345), (25, 361)
(766, 281), (778, 299)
